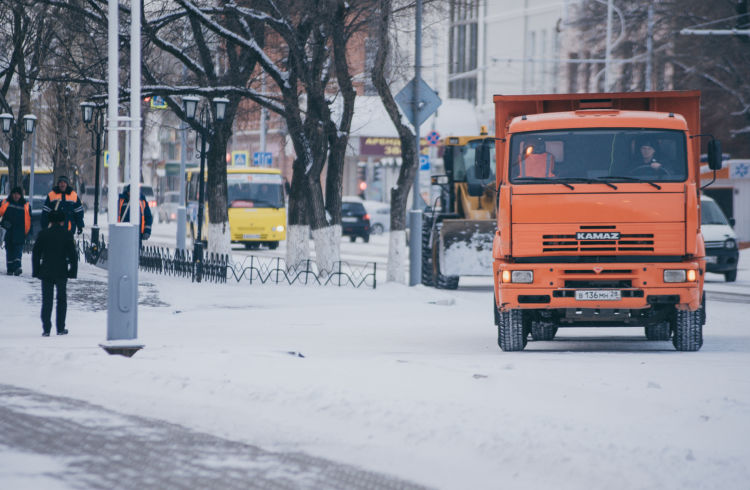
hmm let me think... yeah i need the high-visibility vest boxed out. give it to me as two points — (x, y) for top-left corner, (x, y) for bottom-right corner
(0, 199), (31, 234)
(118, 198), (148, 233)
(519, 153), (555, 178)
(46, 190), (82, 231)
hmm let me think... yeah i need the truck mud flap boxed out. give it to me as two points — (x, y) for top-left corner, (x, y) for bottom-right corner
(438, 219), (495, 276)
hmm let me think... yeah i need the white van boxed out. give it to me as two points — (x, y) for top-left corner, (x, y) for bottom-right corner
(701, 195), (739, 282)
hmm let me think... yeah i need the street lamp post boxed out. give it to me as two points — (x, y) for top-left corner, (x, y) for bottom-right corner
(181, 95), (228, 283)
(80, 101), (106, 253)
(0, 112), (37, 197)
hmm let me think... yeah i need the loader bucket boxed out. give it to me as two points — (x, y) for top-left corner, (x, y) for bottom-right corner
(438, 219), (496, 276)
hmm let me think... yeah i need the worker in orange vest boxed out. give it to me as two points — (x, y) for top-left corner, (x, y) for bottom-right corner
(0, 186), (31, 275)
(40, 175), (85, 234)
(518, 136), (555, 178)
(117, 184), (153, 244)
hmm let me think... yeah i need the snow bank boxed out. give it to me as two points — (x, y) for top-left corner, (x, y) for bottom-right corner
(1, 250), (749, 489)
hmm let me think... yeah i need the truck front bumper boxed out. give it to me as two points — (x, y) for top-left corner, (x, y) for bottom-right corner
(493, 260), (703, 311)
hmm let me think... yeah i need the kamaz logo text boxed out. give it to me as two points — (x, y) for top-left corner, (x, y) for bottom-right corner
(576, 232), (621, 241)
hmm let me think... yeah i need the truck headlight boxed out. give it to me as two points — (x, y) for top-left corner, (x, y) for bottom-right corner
(663, 270), (686, 283)
(273, 225), (285, 232)
(511, 270), (534, 283)
(725, 238), (736, 249)
(664, 269), (698, 282)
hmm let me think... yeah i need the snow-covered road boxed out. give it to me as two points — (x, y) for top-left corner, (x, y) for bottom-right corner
(1, 243), (748, 489)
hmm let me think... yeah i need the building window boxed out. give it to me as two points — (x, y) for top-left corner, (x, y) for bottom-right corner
(449, 0), (478, 103)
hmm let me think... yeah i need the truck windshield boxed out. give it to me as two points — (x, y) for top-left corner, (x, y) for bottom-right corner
(509, 129), (687, 184)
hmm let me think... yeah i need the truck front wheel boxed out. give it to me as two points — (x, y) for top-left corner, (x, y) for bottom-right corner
(672, 309), (703, 351)
(498, 309), (528, 351)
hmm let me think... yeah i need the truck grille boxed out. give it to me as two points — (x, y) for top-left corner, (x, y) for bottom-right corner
(704, 240), (724, 249)
(543, 230), (654, 252)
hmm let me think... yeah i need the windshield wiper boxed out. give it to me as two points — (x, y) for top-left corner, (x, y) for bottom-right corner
(598, 175), (661, 190)
(556, 177), (619, 190)
(514, 177), (575, 190)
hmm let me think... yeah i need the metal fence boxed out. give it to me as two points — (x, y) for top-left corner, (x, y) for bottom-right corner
(228, 255), (377, 288)
(76, 238), (376, 289)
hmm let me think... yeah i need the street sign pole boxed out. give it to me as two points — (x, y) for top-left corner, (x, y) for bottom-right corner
(409, 0), (423, 286)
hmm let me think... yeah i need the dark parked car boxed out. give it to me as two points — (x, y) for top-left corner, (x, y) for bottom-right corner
(341, 199), (370, 243)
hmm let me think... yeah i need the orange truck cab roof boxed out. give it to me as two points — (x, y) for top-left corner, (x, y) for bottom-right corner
(509, 110), (689, 133)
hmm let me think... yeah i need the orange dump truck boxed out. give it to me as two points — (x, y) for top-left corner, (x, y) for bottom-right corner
(475, 91), (723, 352)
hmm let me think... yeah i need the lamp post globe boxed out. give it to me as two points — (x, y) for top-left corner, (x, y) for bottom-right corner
(80, 102), (96, 125)
(213, 97), (229, 122)
(182, 96), (199, 120)
(0, 113), (12, 133)
(23, 114), (37, 134)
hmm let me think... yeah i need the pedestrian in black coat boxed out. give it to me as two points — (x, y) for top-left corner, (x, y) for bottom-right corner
(0, 186), (31, 275)
(32, 209), (78, 336)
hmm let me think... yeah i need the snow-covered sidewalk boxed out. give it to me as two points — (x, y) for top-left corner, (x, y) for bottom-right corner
(1, 250), (749, 489)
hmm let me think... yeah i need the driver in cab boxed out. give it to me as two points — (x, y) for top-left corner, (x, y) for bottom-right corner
(631, 138), (665, 175)
(518, 136), (555, 178)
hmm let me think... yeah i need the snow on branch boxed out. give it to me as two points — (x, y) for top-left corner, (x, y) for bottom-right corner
(175, 0), (290, 89)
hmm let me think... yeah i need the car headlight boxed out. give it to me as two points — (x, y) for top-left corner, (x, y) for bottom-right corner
(663, 270), (696, 282)
(511, 270), (534, 283)
(725, 238), (736, 249)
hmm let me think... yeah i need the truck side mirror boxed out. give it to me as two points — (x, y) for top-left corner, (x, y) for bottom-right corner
(475, 140), (491, 180)
(707, 139), (722, 171)
(729, 217), (736, 228)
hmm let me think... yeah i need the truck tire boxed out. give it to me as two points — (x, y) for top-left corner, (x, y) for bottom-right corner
(498, 309), (527, 351)
(530, 321), (557, 341)
(421, 221), (435, 287)
(724, 270), (737, 282)
(672, 309), (703, 351)
(644, 322), (671, 340)
(699, 294), (706, 326)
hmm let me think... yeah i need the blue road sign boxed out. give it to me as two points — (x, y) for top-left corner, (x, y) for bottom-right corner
(419, 155), (430, 171)
(253, 152), (273, 167)
(395, 77), (442, 128)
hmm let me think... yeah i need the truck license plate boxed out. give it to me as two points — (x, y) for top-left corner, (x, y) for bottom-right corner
(243, 234), (261, 239)
(575, 290), (621, 301)
(705, 256), (718, 264)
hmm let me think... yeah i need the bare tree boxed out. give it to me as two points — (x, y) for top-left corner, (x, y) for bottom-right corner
(371, 0), (419, 283)
(569, 0), (750, 156)
(149, 0), (374, 270)
(0, 1), (56, 189)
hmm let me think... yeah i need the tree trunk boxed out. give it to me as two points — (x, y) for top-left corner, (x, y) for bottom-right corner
(372, 0), (419, 283)
(206, 122), (231, 257)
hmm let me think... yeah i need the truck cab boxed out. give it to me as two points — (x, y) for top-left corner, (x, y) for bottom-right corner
(479, 92), (720, 352)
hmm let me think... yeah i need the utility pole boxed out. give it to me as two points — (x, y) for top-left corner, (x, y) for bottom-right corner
(604, 0), (613, 91)
(645, 4), (653, 91)
(102, 0), (143, 357)
(260, 74), (268, 154)
(408, 0), (423, 286)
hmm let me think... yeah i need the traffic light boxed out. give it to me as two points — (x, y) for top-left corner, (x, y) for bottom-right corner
(373, 164), (383, 182)
(357, 163), (367, 198)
